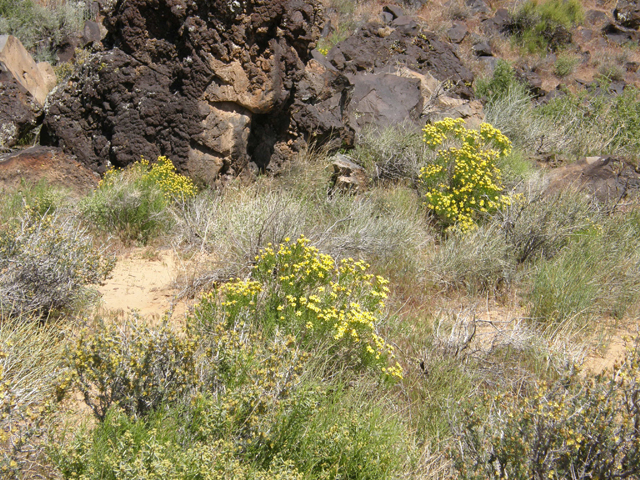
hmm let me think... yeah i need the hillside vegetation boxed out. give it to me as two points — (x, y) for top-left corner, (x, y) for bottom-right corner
(2, 0), (640, 478)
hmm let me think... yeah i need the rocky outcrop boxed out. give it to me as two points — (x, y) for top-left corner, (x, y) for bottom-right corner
(293, 19), (479, 142)
(42, 0), (324, 180)
(0, 81), (41, 149)
(0, 146), (98, 194)
(41, 0), (479, 181)
(546, 156), (640, 204)
(0, 35), (57, 148)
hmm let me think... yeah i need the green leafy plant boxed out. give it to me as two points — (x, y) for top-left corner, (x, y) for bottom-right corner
(419, 118), (512, 233)
(509, 0), (584, 53)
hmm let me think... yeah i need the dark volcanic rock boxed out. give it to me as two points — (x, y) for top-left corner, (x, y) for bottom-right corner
(0, 79), (41, 149)
(42, 0), (324, 179)
(326, 22), (474, 98)
(614, 0), (640, 29)
(344, 73), (423, 133)
(546, 156), (640, 204)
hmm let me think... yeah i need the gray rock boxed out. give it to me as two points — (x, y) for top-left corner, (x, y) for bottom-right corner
(472, 41), (493, 56)
(447, 23), (468, 43)
(585, 9), (609, 25)
(380, 11), (394, 24)
(383, 5), (405, 19)
(330, 154), (367, 193)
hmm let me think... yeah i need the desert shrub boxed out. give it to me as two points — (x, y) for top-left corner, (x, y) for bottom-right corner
(0, 210), (114, 317)
(352, 122), (429, 182)
(83, 156), (196, 245)
(192, 236), (401, 378)
(0, 0), (89, 62)
(50, 407), (306, 480)
(419, 118), (512, 233)
(453, 337), (640, 479)
(527, 214), (640, 326)
(0, 318), (63, 478)
(554, 53), (580, 77)
(428, 223), (514, 294)
(498, 185), (598, 264)
(509, 0), (584, 53)
(51, 386), (407, 480)
(62, 317), (199, 420)
(171, 185), (428, 290)
(53, 302), (408, 479)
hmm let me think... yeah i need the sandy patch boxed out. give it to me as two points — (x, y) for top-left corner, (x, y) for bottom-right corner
(98, 248), (191, 321)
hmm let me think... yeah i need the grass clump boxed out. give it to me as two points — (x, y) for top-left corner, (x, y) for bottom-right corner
(1, 318), (63, 478)
(475, 60), (529, 104)
(352, 122), (428, 183)
(527, 214), (640, 326)
(82, 156), (196, 245)
(539, 86), (640, 157)
(419, 118), (512, 233)
(554, 53), (580, 77)
(0, 210), (114, 317)
(0, 0), (89, 62)
(509, 0), (584, 54)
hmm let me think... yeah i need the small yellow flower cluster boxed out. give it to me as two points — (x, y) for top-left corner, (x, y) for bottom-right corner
(420, 118), (512, 233)
(456, 337), (640, 478)
(99, 156), (197, 200)
(145, 156), (197, 200)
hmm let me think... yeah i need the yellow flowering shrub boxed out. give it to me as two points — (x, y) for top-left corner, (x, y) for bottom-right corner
(193, 236), (402, 379)
(420, 118), (512, 232)
(100, 156), (197, 200)
(85, 156), (196, 244)
(62, 317), (199, 420)
(453, 336), (640, 479)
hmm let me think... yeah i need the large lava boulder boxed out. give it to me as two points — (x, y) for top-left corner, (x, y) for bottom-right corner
(42, 0), (323, 182)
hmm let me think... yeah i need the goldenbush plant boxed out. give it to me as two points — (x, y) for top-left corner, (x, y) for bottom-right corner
(419, 118), (512, 233)
(193, 236), (401, 378)
(0, 210), (114, 317)
(83, 156), (196, 245)
(62, 317), (199, 420)
(453, 337), (640, 479)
